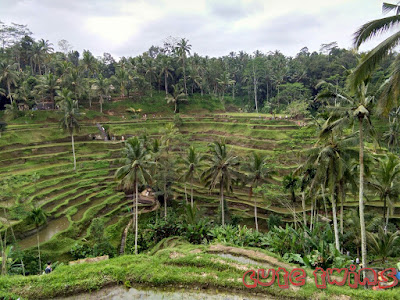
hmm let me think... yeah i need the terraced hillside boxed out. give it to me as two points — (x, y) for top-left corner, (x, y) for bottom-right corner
(0, 113), (397, 261)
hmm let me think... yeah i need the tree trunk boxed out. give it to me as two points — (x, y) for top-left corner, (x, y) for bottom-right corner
(359, 117), (367, 280)
(385, 205), (390, 234)
(232, 82), (235, 100)
(249, 186), (258, 231)
(321, 184), (328, 217)
(134, 179), (139, 254)
(331, 191), (340, 251)
(383, 196), (387, 226)
(71, 134), (76, 171)
(183, 59), (187, 95)
(340, 182), (345, 235)
(184, 183), (188, 204)
(0, 231), (6, 275)
(100, 96), (103, 113)
(7, 82), (12, 104)
(191, 178), (194, 208)
(220, 181), (225, 226)
(174, 101), (177, 114)
(310, 197), (314, 230)
(164, 183), (167, 220)
(164, 72), (168, 96)
(302, 191), (307, 227)
(36, 226), (41, 274)
(253, 64), (258, 113)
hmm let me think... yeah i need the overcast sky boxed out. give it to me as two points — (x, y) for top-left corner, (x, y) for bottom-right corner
(0, 0), (393, 59)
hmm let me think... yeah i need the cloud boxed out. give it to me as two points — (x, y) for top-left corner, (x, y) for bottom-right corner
(0, 0), (391, 59)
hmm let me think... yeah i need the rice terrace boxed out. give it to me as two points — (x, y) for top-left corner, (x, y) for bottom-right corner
(0, 1), (400, 299)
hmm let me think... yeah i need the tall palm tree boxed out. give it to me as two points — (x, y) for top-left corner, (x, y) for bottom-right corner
(202, 141), (239, 226)
(159, 56), (174, 96)
(92, 75), (112, 113)
(283, 172), (299, 229)
(35, 73), (60, 109)
(217, 71), (235, 102)
(28, 207), (47, 274)
(0, 61), (19, 104)
(178, 146), (204, 208)
(81, 50), (98, 78)
(367, 226), (399, 263)
(115, 137), (152, 254)
(59, 90), (80, 171)
(145, 59), (157, 97)
(317, 81), (374, 274)
(368, 154), (400, 231)
(241, 152), (274, 231)
(175, 38), (191, 95)
(166, 84), (187, 113)
(349, 2), (400, 115)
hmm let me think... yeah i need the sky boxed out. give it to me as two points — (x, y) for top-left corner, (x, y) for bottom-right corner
(0, 0), (393, 59)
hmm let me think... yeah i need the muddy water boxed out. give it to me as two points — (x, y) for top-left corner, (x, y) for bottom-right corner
(18, 216), (70, 249)
(216, 253), (268, 267)
(62, 286), (271, 300)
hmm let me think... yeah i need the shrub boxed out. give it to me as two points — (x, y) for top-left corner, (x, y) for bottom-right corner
(70, 243), (93, 260)
(93, 241), (116, 258)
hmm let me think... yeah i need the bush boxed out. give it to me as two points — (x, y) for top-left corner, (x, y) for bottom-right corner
(93, 241), (116, 258)
(267, 214), (282, 230)
(70, 243), (93, 260)
(88, 218), (105, 244)
(182, 219), (213, 244)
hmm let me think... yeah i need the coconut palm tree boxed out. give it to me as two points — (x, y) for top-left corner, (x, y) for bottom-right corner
(175, 38), (191, 95)
(283, 172), (300, 229)
(28, 207), (47, 274)
(166, 84), (187, 114)
(368, 154), (400, 231)
(178, 146), (204, 208)
(349, 2), (400, 115)
(367, 226), (399, 263)
(217, 71), (235, 102)
(81, 50), (98, 78)
(115, 137), (152, 254)
(59, 90), (80, 171)
(92, 75), (112, 113)
(317, 81), (374, 273)
(241, 152), (274, 231)
(0, 61), (19, 104)
(35, 73), (60, 109)
(159, 56), (174, 96)
(202, 141), (240, 226)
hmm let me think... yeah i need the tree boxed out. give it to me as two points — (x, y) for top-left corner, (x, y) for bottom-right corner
(368, 154), (400, 232)
(202, 141), (239, 226)
(27, 208), (47, 274)
(217, 71), (235, 102)
(175, 38), (191, 95)
(178, 146), (204, 208)
(35, 73), (60, 109)
(0, 122), (6, 138)
(241, 152), (274, 231)
(166, 84), (187, 113)
(81, 50), (97, 78)
(318, 82), (374, 275)
(155, 153), (175, 220)
(159, 56), (173, 96)
(367, 227), (399, 263)
(92, 75), (112, 113)
(115, 137), (152, 254)
(59, 90), (80, 171)
(0, 61), (19, 104)
(349, 2), (400, 115)
(282, 172), (299, 229)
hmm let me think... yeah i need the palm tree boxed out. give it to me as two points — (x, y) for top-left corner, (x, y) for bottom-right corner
(349, 2), (400, 115)
(317, 81), (374, 273)
(283, 172), (299, 229)
(367, 226), (399, 263)
(115, 137), (152, 254)
(241, 152), (274, 231)
(159, 56), (174, 96)
(217, 71), (235, 102)
(166, 84), (187, 113)
(175, 38), (191, 95)
(81, 50), (98, 78)
(92, 75), (112, 113)
(178, 146), (204, 208)
(59, 90), (80, 171)
(145, 59), (157, 97)
(0, 61), (19, 104)
(35, 73), (60, 109)
(368, 154), (400, 232)
(155, 153), (175, 220)
(28, 207), (47, 274)
(202, 141), (239, 226)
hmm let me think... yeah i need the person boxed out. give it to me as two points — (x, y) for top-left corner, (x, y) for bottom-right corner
(396, 262), (400, 281)
(45, 261), (52, 274)
(355, 257), (360, 264)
